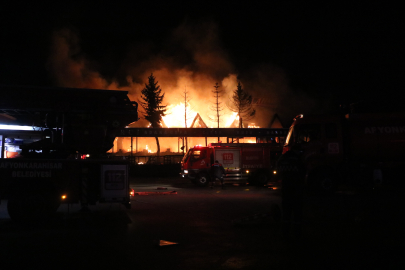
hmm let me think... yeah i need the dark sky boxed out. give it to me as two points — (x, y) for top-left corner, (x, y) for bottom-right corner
(1, 2), (403, 120)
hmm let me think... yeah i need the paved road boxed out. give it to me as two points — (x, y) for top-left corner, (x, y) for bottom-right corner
(0, 177), (403, 269)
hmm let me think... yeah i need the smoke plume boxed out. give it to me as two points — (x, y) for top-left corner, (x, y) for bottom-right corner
(46, 20), (327, 129)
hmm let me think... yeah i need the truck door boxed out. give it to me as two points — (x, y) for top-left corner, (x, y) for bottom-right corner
(189, 148), (209, 170)
(295, 124), (323, 166)
(100, 164), (129, 203)
(295, 123), (343, 168)
(323, 123), (343, 161)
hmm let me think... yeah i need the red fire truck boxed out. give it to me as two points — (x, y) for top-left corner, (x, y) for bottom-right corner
(181, 143), (282, 186)
(282, 113), (405, 192)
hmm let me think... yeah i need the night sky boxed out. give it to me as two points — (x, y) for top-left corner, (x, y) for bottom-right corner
(1, 2), (403, 125)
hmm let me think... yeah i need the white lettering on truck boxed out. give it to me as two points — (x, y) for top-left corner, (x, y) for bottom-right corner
(365, 126), (405, 134)
(11, 171), (52, 178)
(0, 162), (62, 169)
(242, 164), (263, 169)
(0, 162), (62, 178)
(245, 156), (259, 160)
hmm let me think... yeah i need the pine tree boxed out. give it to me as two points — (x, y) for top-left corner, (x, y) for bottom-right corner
(228, 82), (256, 128)
(139, 73), (166, 155)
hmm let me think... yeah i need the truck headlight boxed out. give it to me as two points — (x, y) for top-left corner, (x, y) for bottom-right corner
(184, 170), (188, 174)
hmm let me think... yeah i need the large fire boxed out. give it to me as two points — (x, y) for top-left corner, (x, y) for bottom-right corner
(47, 27), (294, 158)
(162, 103), (240, 128)
(110, 104), (257, 155)
(162, 103), (197, 128)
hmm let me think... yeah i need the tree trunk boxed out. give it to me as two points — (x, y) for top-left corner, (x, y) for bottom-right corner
(155, 137), (160, 156)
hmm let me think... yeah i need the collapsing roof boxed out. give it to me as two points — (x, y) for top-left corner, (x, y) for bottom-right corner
(190, 113), (208, 128)
(268, 113), (284, 128)
(229, 118), (245, 128)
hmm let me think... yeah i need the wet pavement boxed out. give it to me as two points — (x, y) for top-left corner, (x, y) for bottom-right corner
(0, 176), (404, 269)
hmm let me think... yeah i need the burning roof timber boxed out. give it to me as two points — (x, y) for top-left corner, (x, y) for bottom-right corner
(190, 113), (208, 128)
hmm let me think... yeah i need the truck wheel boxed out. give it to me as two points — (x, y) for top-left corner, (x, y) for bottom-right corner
(308, 170), (337, 195)
(317, 173), (337, 194)
(195, 173), (210, 187)
(7, 191), (59, 223)
(256, 173), (269, 186)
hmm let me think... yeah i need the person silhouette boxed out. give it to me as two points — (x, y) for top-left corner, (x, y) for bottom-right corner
(210, 160), (226, 189)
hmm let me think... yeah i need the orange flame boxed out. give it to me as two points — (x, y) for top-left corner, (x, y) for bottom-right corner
(162, 103), (197, 128)
(145, 145), (152, 153)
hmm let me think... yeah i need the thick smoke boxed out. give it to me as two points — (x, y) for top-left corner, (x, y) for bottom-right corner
(46, 20), (326, 129)
(47, 28), (113, 90)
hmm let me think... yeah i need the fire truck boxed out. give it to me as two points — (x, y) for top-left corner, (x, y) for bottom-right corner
(181, 143), (282, 186)
(0, 86), (138, 222)
(282, 113), (405, 192)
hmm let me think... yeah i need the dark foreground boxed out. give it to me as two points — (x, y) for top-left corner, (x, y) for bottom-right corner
(0, 176), (404, 269)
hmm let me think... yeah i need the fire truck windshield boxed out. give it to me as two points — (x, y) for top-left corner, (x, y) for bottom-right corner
(190, 149), (206, 160)
(182, 148), (207, 163)
(182, 149), (192, 163)
(285, 124), (322, 145)
(295, 124), (321, 143)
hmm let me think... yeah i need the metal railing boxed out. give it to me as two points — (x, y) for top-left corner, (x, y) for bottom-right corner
(109, 154), (184, 165)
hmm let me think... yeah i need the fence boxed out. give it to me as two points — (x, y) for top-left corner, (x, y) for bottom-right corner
(109, 154), (184, 165)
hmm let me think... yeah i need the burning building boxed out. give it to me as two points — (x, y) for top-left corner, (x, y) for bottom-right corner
(110, 108), (285, 157)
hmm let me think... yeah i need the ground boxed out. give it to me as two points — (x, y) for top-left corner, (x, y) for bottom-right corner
(0, 176), (403, 269)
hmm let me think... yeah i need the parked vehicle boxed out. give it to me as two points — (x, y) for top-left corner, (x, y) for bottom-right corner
(282, 113), (405, 192)
(0, 86), (138, 222)
(181, 143), (282, 186)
